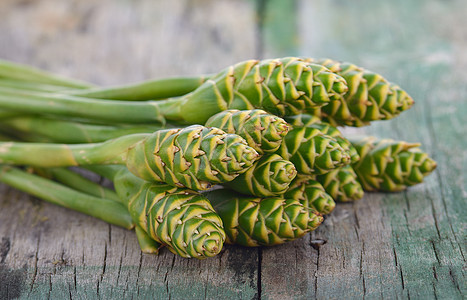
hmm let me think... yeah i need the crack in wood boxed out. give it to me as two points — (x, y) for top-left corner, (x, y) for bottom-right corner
(47, 273), (52, 300)
(353, 205), (360, 229)
(430, 199), (442, 239)
(430, 240), (441, 264)
(73, 266), (77, 290)
(399, 266), (405, 291)
(135, 251), (143, 294)
(432, 281), (439, 300)
(0, 237), (10, 263)
(404, 190), (411, 212)
(432, 266), (438, 281)
(116, 256), (123, 286)
(362, 273), (367, 299)
(448, 267), (462, 293)
(403, 210), (412, 236)
(314, 245), (319, 297)
(28, 233), (41, 295)
(392, 246), (398, 267)
(256, 247), (262, 300)
(422, 89), (466, 263)
(359, 242), (364, 278)
(68, 281), (73, 300)
(96, 241), (108, 298)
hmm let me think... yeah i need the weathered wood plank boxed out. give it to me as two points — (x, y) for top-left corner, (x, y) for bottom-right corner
(0, 0), (466, 299)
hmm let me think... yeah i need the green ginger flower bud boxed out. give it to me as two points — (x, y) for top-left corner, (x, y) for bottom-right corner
(285, 114), (360, 163)
(206, 189), (323, 247)
(205, 109), (289, 154)
(349, 136), (437, 192)
(303, 58), (414, 127)
(126, 125), (260, 190)
(223, 154), (297, 197)
(114, 169), (225, 259)
(276, 126), (351, 175)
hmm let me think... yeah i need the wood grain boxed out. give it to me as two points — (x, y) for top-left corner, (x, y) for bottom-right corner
(0, 0), (465, 299)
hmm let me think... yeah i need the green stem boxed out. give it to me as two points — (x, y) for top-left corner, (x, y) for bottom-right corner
(68, 75), (209, 100)
(0, 59), (93, 89)
(0, 79), (71, 93)
(0, 116), (164, 143)
(0, 86), (170, 124)
(44, 167), (121, 202)
(0, 165), (134, 229)
(83, 165), (124, 182)
(0, 133), (147, 167)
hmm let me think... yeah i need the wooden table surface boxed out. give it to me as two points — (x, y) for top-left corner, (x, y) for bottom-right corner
(0, 0), (465, 299)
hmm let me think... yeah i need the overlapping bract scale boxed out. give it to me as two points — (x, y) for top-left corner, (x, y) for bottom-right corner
(114, 170), (225, 259)
(276, 126), (351, 175)
(206, 189), (323, 247)
(303, 58), (414, 127)
(125, 125), (259, 190)
(181, 57), (348, 123)
(349, 136), (437, 192)
(285, 114), (360, 163)
(205, 109), (289, 154)
(284, 176), (336, 215)
(224, 154), (297, 197)
(315, 165), (364, 202)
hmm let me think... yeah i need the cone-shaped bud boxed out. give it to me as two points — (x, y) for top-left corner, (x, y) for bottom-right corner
(180, 57), (349, 123)
(223, 154), (297, 197)
(276, 126), (351, 175)
(206, 189), (323, 247)
(286, 115), (360, 163)
(284, 175), (336, 215)
(114, 169), (225, 259)
(349, 136), (437, 192)
(315, 165), (364, 202)
(205, 109), (289, 154)
(303, 58), (414, 127)
(126, 125), (259, 190)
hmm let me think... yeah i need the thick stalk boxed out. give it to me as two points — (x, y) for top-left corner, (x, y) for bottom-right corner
(0, 59), (93, 89)
(0, 116), (164, 143)
(0, 87), (168, 124)
(43, 167), (121, 202)
(0, 165), (134, 229)
(68, 75), (210, 100)
(0, 134), (146, 167)
(0, 79), (70, 93)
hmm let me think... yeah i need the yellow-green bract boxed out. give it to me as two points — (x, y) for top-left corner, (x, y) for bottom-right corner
(349, 136), (437, 192)
(206, 189), (323, 247)
(304, 58), (414, 127)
